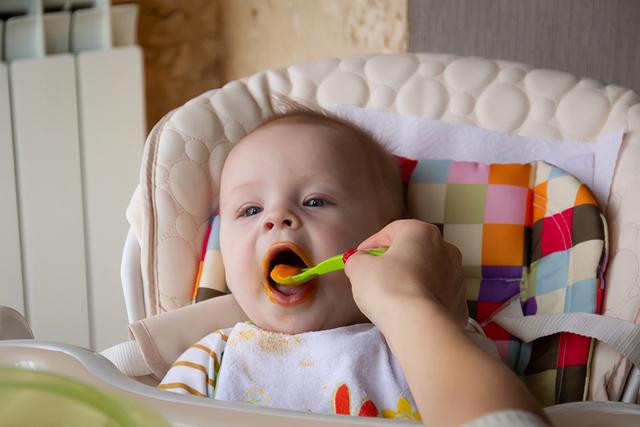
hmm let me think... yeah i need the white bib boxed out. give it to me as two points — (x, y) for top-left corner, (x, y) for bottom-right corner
(215, 322), (420, 419)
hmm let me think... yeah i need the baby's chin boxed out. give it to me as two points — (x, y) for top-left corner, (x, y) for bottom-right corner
(250, 308), (366, 335)
(250, 314), (328, 335)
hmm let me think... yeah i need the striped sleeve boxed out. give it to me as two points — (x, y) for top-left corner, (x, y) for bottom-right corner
(158, 329), (228, 398)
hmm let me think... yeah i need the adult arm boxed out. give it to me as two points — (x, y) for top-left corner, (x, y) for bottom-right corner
(344, 220), (550, 427)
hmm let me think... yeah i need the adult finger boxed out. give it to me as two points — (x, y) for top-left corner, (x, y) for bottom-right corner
(355, 219), (425, 251)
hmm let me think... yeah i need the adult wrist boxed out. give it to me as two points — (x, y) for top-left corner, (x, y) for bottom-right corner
(373, 295), (449, 337)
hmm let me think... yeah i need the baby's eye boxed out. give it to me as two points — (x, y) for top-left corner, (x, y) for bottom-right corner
(242, 206), (263, 217)
(303, 198), (326, 208)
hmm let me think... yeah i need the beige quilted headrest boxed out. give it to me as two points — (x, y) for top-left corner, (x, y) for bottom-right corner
(127, 52), (640, 321)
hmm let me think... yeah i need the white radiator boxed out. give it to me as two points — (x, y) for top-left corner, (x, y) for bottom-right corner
(0, 0), (145, 351)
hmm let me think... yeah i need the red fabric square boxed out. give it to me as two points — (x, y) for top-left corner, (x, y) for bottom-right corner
(394, 155), (418, 183)
(483, 321), (513, 341)
(476, 301), (505, 322)
(541, 208), (574, 257)
(476, 302), (513, 340)
(200, 221), (213, 259)
(557, 333), (591, 368)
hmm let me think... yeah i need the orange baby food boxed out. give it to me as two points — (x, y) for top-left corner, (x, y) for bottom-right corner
(270, 264), (302, 283)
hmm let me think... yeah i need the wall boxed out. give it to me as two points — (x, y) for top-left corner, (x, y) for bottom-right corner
(131, 0), (224, 131)
(127, 0), (408, 131)
(219, 0), (408, 81)
(409, 0), (640, 92)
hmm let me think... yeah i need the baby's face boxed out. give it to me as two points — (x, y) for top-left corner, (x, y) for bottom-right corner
(219, 121), (388, 334)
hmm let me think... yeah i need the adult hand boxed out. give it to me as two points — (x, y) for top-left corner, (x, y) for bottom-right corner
(344, 219), (468, 329)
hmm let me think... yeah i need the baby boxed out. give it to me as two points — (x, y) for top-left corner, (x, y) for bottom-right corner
(159, 107), (419, 419)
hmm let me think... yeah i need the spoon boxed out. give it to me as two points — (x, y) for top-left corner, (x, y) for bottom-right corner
(270, 248), (386, 286)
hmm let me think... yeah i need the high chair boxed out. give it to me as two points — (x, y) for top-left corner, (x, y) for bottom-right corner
(2, 52), (640, 426)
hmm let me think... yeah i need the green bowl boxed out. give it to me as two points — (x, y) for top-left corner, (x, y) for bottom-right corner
(0, 367), (171, 427)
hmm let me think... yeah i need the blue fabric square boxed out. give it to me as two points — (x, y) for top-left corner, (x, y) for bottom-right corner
(516, 341), (532, 375)
(504, 340), (521, 371)
(207, 214), (221, 249)
(534, 251), (570, 295)
(548, 167), (569, 180)
(411, 159), (451, 183)
(564, 278), (597, 313)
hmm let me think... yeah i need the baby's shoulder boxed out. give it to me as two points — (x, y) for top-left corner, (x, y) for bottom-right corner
(193, 328), (231, 348)
(174, 328), (230, 364)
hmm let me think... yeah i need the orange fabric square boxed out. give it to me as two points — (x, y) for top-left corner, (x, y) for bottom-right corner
(488, 163), (532, 187)
(482, 223), (525, 266)
(532, 181), (548, 224)
(574, 184), (597, 207)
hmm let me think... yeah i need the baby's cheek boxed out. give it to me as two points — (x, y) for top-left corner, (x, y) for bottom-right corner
(328, 218), (370, 247)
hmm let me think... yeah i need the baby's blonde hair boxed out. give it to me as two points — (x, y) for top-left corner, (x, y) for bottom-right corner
(249, 96), (405, 222)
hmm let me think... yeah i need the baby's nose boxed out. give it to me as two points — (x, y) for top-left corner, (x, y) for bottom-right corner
(263, 211), (299, 230)
(264, 219), (292, 230)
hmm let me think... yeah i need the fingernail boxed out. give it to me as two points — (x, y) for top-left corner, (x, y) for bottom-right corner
(342, 247), (357, 264)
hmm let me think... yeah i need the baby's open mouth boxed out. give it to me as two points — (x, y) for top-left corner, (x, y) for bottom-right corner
(263, 242), (315, 305)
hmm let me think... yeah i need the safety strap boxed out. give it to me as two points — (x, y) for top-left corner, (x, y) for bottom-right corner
(100, 340), (152, 377)
(492, 299), (640, 368)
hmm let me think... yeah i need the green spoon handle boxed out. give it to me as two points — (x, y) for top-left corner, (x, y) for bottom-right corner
(288, 247), (386, 284)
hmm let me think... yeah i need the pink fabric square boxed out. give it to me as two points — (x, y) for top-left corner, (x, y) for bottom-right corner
(448, 161), (489, 184)
(485, 184), (529, 224)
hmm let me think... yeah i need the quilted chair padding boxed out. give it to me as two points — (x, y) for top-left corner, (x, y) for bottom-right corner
(126, 52), (640, 400)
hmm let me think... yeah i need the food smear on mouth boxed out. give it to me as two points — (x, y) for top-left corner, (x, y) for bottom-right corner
(263, 245), (316, 305)
(270, 264), (302, 284)
(263, 276), (314, 305)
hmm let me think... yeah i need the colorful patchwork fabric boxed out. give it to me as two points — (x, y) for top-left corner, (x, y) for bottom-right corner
(191, 157), (606, 406)
(405, 159), (606, 406)
(192, 214), (226, 303)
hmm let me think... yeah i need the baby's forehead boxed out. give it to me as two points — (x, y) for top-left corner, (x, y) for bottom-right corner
(231, 119), (365, 160)
(220, 120), (373, 191)
(253, 116), (357, 143)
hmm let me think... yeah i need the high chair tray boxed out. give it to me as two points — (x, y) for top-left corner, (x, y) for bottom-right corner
(1, 340), (639, 426)
(0, 340), (410, 426)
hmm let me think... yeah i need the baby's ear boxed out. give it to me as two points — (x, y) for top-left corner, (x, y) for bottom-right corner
(193, 213), (229, 303)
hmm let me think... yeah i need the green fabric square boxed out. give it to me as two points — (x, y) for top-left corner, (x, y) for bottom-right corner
(444, 184), (487, 224)
(556, 365), (587, 403)
(524, 263), (538, 300)
(524, 370), (558, 407)
(465, 277), (482, 301)
(462, 265), (482, 278)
